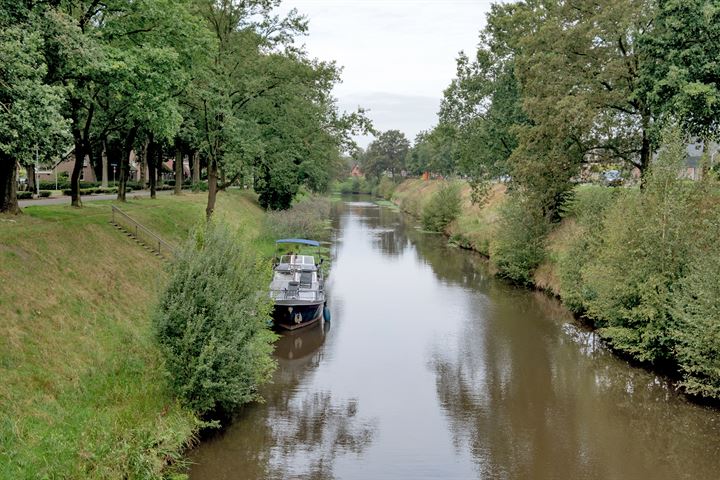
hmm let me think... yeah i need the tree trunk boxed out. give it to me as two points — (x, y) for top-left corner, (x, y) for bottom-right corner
(637, 116), (651, 189)
(117, 127), (137, 202)
(70, 142), (85, 207)
(206, 158), (218, 219)
(0, 156), (20, 214)
(192, 151), (200, 185)
(140, 140), (148, 187)
(700, 136), (711, 181)
(156, 145), (163, 190)
(101, 141), (109, 188)
(148, 138), (157, 199)
(174, 142), (183, 195)
(25, 164), (36, 194)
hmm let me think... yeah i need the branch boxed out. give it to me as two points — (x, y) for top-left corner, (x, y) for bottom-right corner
(218, 170), (242, 190)
(231, 81), (282, 110)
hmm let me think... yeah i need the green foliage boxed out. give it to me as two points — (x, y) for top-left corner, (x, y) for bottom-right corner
(421, 182), (462, 232)
(674, 216), (720, 397)
(490, 193), (550, 285)
(556, 185), (618, 313)
(577, 129), (701, 363)
(406, 127), (456, 177)
(154, 221), (276, 417)
(639, 0), (720, 141)
(374, 177), (397, 200)
(336, 176), (372, 195)
(362, 130), (410, 180)
(38, 190), (51, 198)
(16, 191), (32, 199)
(263, 195), (331, 241)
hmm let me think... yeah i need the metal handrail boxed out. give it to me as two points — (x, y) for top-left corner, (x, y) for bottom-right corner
(111, 205), (176, 257)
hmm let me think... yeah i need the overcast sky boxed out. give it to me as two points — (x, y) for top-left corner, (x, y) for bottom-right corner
(276, 0), (494, 148)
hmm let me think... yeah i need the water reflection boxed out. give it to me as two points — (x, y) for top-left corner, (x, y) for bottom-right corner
(429, 276), (720, 479)
(189, 320), (377, 480)
(191, 197), (720, 480)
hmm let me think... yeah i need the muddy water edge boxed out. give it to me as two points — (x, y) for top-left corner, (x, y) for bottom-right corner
(187, 197), (720, 480)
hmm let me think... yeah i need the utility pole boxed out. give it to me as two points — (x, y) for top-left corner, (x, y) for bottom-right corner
(35, 145), (39, 197)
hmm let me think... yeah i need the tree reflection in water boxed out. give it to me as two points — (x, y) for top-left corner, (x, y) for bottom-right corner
(189, 321), (376, 480)
(429, 288), (720, 480)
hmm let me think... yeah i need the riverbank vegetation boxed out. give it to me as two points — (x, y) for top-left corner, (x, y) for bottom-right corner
(0, 191), (281, 478)
(155, 221), (276, 417)
(391, 130), (720, 400)
(376, 0), (720, 401)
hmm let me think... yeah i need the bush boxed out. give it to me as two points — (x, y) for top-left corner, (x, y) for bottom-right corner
(374, 177), (397, 200)
(581, 129), (700, 364)
(337, 176), (372, 194)
(38, 190), (51, 198)
(154, 222), (277, 416)
(39, 180), (70, 190)
(263, 195), (331, 240)
(192, 181), (209, 192)
(556, 185), (618, 313)
(17, 191), (33, 199)
(490, 194), (550, 285)
(421, 182), (462, 232)
(674, 212), (720, 397)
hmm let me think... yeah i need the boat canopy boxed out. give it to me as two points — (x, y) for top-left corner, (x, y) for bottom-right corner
(275, 238), (320, 247)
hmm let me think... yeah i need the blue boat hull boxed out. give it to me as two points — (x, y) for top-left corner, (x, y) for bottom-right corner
(272, 302), (324, 330)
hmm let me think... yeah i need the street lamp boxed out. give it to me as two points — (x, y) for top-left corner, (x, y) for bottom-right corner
(112, 164), (116, 183)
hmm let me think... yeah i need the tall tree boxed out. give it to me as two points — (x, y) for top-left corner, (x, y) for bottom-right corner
(0, 13), (69, 214)
(639, 0), (720, 154)
(439, 4), (528, 202)
(513, 0), (656, 208)
(363, 130), (410, 180)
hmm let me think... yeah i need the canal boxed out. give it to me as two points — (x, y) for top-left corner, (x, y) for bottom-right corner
(189, 198), (720, 479)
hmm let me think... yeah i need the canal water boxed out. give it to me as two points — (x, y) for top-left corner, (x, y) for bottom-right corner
(189, 198), (720, 479)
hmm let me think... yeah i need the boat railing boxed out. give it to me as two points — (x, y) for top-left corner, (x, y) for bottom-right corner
(270, 288), (322, 301)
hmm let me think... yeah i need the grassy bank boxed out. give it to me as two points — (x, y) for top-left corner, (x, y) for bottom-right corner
(391, 178), (506, 256)
(0, 190), (265, 478)
(389, 176), (720, 402)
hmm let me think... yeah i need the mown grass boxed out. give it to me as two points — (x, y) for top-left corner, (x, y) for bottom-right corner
(0, 190), (265, 479)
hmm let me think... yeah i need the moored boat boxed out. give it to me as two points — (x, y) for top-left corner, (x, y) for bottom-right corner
(270, 239), (326, 330)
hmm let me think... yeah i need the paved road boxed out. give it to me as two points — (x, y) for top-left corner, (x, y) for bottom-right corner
(19, 189), (173, 207)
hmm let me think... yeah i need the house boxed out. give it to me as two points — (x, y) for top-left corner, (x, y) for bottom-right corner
(683, 139), (719, 180)
(350, 164), (363, 177)
(38, 151), (96, 183)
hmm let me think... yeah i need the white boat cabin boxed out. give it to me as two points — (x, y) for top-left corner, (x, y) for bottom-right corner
(270, 254), (322, 301)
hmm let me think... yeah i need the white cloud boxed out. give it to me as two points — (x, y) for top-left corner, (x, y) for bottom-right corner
(276, 0), (493, 147)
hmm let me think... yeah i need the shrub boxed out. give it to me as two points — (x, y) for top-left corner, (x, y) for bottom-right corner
(154, 222), (277, 416)
(192, 181), (209, 192)
(421, 182), (462, 232)
(374, 177), (397, 199)
(581, 129), (700, 363)
(17, 191), (33, 199)
(39, 180), (70, 190)
(556, 185), (618, 313)
(674, 209), (720, 397)
(38, 190), (51, 198)
(490, 193), (550, 285)
(263, 195), (331, 240)
(336, 177), (372, 194)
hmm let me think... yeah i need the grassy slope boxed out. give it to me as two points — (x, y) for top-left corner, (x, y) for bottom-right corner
(0, 190), (264, 479)
(392, 179), (506, 256)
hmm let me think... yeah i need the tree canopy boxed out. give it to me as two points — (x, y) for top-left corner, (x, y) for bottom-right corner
(0, 0), (370, 214)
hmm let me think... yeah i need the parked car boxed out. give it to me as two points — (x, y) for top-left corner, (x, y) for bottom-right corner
(603, 169), (622, 187)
